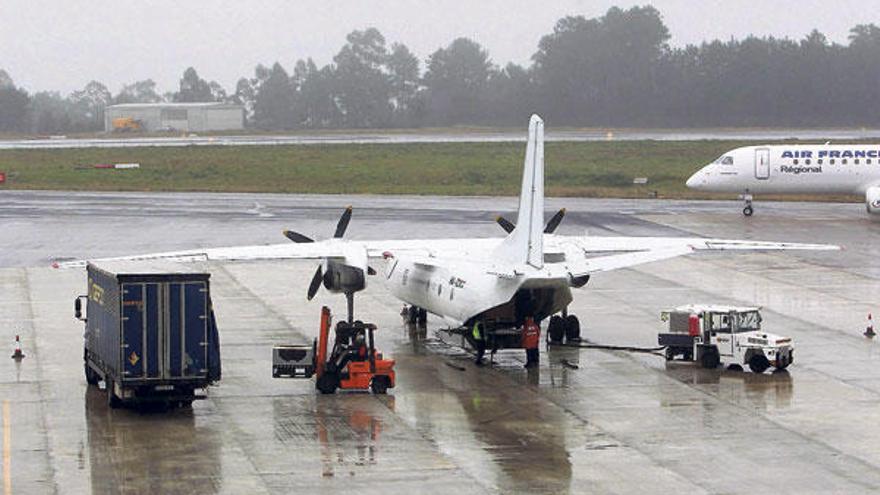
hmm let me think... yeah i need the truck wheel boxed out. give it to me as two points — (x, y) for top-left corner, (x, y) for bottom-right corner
(106, 380), (122, 409)
(370, 376), (390, 395)
(316, 373), (339, 394)
(700, 348), (720, 369)
(664, 347), (674, 361)
(564, 315), (581, 342)
(548, 316), (564, 343)
(84, 363), (99, 386)
(748, 355), (770, 373)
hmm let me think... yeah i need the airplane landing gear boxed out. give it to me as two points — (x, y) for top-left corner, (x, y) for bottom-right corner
(402, 305), (427, 326)
(548, 313), (581, 344)
(740, 192), (754, 217)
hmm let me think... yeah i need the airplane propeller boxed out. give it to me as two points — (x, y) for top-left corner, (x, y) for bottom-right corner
(283, 206), (352, 244)
(282, 206), (374, 300)
(495, 216), (516, 234)
(496, 208), (566, 234)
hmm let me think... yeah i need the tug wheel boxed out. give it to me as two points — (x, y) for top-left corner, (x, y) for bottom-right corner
(748, 355), (770, 374)
(700, 348), (720, 369)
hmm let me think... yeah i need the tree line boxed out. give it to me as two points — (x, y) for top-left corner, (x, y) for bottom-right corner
(2, 6), (880, 134)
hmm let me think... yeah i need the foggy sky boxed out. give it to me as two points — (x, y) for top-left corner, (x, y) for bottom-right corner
(5, 0), (880, 94)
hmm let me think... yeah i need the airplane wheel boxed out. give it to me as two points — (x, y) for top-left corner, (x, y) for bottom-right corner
(417, 308), (427, 325)
(316, 373), (339, 394)
(548, 316), (564, 343)
(743, 205), (754, 217)
(564, 315), (581, 342)
(407, 306), (418, 324)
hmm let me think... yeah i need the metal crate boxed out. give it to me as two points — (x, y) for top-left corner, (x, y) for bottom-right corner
(272, 344), (315, 378)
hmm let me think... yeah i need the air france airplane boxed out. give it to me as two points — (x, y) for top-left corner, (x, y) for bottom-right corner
(686, 144), (880, 216)
(60, 116), (838, 343)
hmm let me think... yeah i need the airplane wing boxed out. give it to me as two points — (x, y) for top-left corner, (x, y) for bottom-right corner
(53, 237), (501, 268)
(544, 237), (839, 280)
(56, 234), (839, 272)
(54, 241), (351, 268)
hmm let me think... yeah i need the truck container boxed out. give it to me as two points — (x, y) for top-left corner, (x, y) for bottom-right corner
(76, 261), (221, 408)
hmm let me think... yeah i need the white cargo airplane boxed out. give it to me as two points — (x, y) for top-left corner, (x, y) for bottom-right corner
(686, 144), (880, 216)
(61, 116), (838, 340)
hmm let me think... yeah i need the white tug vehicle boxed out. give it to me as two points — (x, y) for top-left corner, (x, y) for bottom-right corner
(658, 304), (793, 373)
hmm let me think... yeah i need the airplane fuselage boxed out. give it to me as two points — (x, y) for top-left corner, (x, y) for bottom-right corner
(687, 145), (880, 212)
(382, 254), (572, 327)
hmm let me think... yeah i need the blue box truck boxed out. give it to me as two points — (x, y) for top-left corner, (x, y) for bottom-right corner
(75, 261), (221, 408)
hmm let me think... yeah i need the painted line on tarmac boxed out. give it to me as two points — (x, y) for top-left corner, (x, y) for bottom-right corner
(3, 400), (10, 495)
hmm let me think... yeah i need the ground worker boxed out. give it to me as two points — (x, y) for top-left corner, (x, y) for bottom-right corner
(523, 317), (540, 368)
(473, 321), (486, 365)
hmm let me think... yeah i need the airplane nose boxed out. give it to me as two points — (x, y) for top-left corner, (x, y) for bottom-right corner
(686, 171), (702, 189)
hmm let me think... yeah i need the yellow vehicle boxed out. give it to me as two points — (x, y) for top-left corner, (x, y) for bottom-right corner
(111, 117), (142, 132)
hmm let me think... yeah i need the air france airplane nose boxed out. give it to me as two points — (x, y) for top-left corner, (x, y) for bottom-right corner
(686, 169), (705, 189)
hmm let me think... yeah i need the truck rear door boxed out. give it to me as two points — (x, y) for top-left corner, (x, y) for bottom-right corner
(121, 283), (163, 380)
(122, 280), (208, 381)
(121, 284), (147, 379)
(168, 281), (208, 378)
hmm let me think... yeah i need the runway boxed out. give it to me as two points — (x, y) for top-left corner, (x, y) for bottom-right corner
(2, 190), (880, 493)
(3, 126), (880, 149)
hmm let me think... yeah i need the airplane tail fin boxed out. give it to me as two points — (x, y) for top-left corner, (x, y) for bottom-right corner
(494, 114), (544, 268)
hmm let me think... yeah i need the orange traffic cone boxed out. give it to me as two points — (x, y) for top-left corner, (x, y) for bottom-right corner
(865, 314), (876, 338)
(11, 335), (24, 360)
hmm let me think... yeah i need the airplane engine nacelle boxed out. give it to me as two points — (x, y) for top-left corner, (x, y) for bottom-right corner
(866, 187), (880, 215)
(322, 261), (366, 294)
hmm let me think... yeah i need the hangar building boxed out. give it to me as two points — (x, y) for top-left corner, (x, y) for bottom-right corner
(104, 102), (244, 133)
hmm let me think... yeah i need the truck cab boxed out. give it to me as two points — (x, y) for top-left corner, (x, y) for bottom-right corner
(659, 304), (793, 373)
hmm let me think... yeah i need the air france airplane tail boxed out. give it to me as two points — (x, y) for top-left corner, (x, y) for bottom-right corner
(494, 114), (545, 268)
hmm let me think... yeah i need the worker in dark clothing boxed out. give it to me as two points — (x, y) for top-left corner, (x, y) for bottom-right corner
(473, 321), (486, 366)
(523, 316), (540, 368)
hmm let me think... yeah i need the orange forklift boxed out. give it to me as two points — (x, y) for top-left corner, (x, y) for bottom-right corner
(272, 306), (395, 394)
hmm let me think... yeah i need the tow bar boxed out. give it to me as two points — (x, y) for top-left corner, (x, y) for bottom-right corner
(550, 340), (667, 357)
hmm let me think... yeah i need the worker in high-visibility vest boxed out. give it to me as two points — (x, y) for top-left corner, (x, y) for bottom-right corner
(522, 316), (540, 368)
(473, 321), (486, 366)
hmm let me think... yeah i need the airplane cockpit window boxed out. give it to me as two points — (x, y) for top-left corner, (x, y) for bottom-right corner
(720, 156), (734, 165)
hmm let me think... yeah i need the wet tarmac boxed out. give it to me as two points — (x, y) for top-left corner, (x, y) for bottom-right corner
(3, 126), (880, 149)
(2, 190), (880, 493)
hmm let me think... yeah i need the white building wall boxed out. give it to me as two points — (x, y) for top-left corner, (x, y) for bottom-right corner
(105, 104), (244, 132)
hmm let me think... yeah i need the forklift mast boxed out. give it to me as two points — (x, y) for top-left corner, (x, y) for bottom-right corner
(316, 306), (331, 379)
